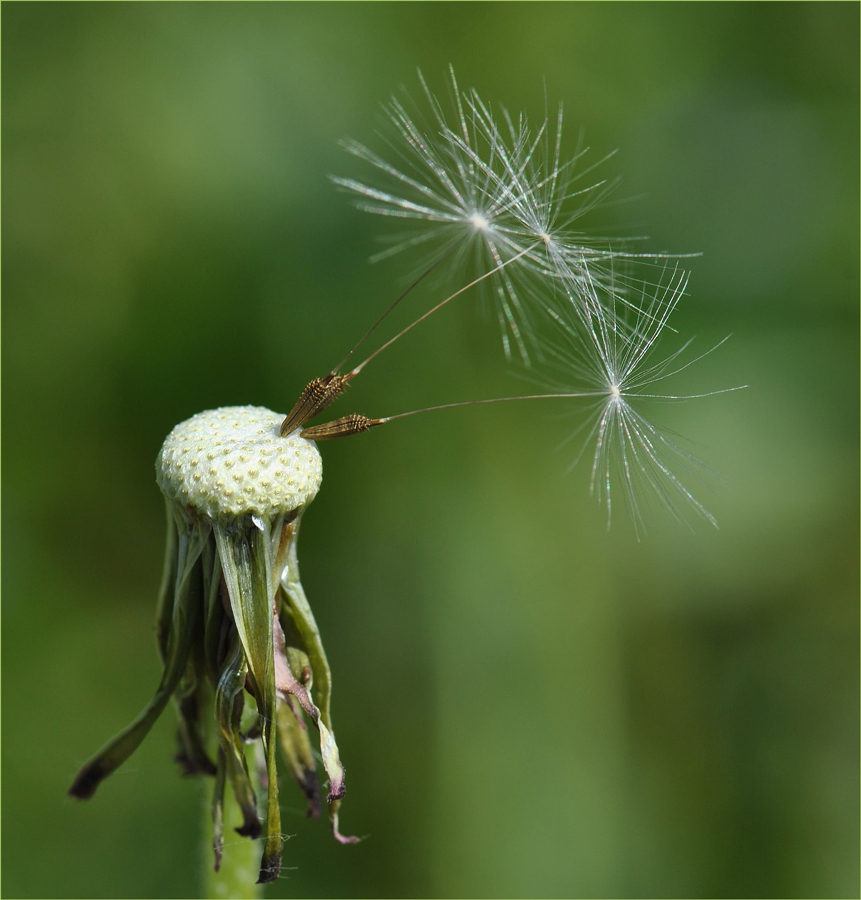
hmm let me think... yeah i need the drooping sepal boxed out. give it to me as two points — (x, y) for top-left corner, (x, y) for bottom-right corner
(69, 513), (211, 799)
(214, 639), (262, 841)
(281, 540), (359, 843)
(276, 700), (323, 820)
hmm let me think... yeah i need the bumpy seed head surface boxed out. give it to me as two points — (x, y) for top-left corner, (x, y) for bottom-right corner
(156, 406), (322, 520)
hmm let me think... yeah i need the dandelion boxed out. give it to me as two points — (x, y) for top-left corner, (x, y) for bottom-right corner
(69, 71), (738, 894)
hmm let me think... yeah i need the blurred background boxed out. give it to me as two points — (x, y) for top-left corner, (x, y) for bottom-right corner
(3, 3), (858, 898)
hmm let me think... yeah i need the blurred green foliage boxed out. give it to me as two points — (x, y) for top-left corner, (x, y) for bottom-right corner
(3, 3), (858, 898)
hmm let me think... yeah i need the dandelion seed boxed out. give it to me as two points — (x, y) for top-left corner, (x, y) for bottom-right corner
(293, 263), (740, 534)
(536, 265), (743, 534)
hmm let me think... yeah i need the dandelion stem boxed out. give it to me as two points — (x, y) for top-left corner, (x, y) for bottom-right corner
(201, 776), (262, 900)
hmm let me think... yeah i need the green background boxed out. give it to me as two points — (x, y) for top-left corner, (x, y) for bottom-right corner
(3, 3), (858, 898)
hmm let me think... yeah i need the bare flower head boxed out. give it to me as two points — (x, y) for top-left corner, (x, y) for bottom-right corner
(158, 406), (322, 518)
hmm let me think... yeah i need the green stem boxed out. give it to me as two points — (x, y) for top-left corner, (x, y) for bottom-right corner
(201, 782), (262, 900)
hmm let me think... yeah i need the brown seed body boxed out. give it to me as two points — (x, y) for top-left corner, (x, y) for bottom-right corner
(301, 414), (380, 441)
(280, 373), (354, 436)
